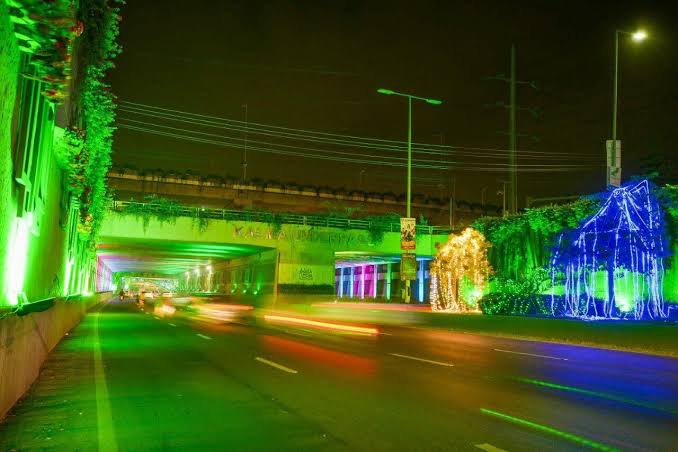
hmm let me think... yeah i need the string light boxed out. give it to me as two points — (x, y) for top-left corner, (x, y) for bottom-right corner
(550, 180), (668, 319)
(430, 228), (492, 312)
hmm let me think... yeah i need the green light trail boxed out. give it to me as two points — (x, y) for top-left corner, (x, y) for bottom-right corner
(480, 408), (618, 451)
(515, 377), (676, 414)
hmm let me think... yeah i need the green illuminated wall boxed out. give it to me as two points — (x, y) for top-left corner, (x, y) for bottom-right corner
(0, 7), (95, 307)
(0, 6), (24, 306)
(100, 212), (449, 303)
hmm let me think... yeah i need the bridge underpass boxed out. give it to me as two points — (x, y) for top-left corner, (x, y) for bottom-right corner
(96, 206), (450, 304)
(96, 235), (273, 301)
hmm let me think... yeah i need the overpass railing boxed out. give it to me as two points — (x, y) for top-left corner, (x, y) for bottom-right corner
(111, 201), (452, 235)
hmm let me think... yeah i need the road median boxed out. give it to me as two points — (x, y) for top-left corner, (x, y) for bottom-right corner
(262, 302), (678, 357)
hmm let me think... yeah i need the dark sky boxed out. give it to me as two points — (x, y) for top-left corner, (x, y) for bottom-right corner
(109, 0), (677, 206)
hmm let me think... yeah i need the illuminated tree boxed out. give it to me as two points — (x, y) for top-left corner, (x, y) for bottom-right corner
(551, 180), (669, 319)
(430, 228), (492, 312)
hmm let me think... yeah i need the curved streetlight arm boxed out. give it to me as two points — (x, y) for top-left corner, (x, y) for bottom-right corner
(377, 88), (443, 105)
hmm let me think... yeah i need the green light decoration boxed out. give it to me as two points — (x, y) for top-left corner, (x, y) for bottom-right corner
(430, 228), (492, 311)
(3, 215), (31, 306)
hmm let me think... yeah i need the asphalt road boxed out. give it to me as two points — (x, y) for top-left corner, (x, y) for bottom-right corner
(1, 298), (677, 451)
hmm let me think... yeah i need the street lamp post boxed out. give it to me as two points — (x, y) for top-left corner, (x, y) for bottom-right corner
(609, 29), (646, 186)
(377, 88), (442, 303)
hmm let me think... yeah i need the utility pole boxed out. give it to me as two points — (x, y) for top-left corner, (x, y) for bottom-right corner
(449, 175), (456, 230)
(498, 180), (509, 217)
(484, 45), (539, 215)
(242, 104), (248, 181)
(433, 132), (456, 231)
(481, 186), (487, 206)
(509, 45), (517, 216)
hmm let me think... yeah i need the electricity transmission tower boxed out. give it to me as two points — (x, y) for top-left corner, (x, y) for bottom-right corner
(485, 45), (539, 214)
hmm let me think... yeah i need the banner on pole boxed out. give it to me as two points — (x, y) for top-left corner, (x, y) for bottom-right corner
(606, 140), (622, 187)
(400, 217), (416, 250)
(400, 253), (417, 281)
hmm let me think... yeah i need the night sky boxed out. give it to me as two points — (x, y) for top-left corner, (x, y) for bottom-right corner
(109, 0), (677, 207)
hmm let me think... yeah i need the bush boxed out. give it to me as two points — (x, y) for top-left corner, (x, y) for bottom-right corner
(278, 284), (335, 295)
(479, 292), (547, 316)
(479, 269), (550, 316)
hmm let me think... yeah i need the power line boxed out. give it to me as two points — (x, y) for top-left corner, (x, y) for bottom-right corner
(117, 118), (603, 169)
(118, 100), (598, 159)
(117, 122), (605, 173)
(119, 105), (593, 161)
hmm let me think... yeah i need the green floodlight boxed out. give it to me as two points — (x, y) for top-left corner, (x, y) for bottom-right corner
(377, 88), (395, 95)
(426, 98), (443, 105)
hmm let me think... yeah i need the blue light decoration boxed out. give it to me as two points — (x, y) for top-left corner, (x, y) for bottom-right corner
(550, 180), (669, 319)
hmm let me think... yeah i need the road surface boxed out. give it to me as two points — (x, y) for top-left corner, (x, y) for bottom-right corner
(1, 298), (677, 451)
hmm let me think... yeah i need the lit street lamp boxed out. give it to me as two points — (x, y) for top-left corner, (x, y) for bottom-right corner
(377, 88), (442, 302)
(609, 28), (647, 186)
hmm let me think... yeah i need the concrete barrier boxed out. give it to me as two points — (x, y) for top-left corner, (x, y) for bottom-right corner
(0, 292), (111, 419)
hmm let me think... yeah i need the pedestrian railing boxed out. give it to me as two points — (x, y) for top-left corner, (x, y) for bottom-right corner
(111, 200), (452, 235)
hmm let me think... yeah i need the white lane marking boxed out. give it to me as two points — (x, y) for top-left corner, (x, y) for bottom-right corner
(380, 331), (393, 336)
(389, 353), (454, 367)
(196, 333), (212, 340)
(168, 323), (176, 327)
(255, 357), (298, 374)
(475, 443), (507, 452)
(493, 348), (568, 361)
(92, 313), (119, 452)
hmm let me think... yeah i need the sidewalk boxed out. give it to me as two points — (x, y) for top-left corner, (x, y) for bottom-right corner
(0, 309), (100, 450)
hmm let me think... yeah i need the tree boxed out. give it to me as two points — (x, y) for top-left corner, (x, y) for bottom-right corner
(430, 228), (492, 312)
(551, 180), (669, 319)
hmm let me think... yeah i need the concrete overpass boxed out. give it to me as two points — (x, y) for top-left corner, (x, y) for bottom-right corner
(107, 168), (501, 228)
(97, 202), (451, 304)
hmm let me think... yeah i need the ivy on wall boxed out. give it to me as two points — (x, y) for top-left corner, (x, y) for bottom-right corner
(657, 185), (678, 248)
(365, 213), (400, 244)
(119, 195), (181, 232)
(67, 0), (123, 246)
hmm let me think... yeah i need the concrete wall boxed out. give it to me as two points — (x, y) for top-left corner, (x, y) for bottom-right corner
(0, 292), (110, 419)
(0, 5), (21, 307)
(100, 213), (450, 302)
(1, 7), (79, 306)
(100, 213), (450, 257)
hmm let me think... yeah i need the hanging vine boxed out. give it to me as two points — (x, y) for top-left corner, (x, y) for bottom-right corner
(473, 198), (599, 279)
(68, 0), (123, 246)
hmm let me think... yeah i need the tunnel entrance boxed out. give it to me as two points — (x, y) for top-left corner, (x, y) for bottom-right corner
(96, 236), (274, 295)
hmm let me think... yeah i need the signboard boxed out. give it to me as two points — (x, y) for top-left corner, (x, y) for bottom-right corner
(606, 140), (622, 187)
(400, 253), (417, 281)
(400, 217), (416, 250)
